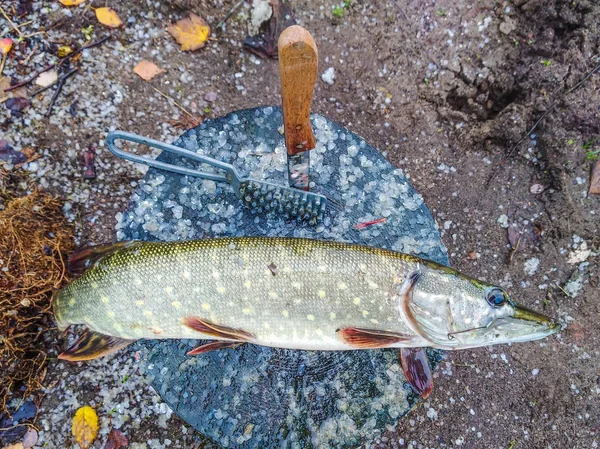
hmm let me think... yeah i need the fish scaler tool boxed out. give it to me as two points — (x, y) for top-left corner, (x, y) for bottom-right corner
(106, 130), (326, 223)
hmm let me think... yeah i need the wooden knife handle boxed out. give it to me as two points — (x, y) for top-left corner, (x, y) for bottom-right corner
(278, 25), (318, 156)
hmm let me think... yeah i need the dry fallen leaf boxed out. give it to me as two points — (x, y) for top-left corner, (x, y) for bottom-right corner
(0, 38), (13, 55)
(95, 7), (123, 28)
(590, 160), (600, 195)
(72, 406), (99, 449)
(133, 60), (165, 81)
(104, 428), (128, 449)
(2, 443), (24, 449)
(0, 76), (27, 99)
(168, 13), (210, 51)
(35, 70), (58, 88)
(59, 0), (86, 5)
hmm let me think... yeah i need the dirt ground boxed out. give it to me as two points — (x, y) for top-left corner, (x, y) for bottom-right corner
(1, 0), (599, 448)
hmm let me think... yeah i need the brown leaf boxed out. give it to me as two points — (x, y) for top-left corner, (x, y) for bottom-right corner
(133, 60), (165, 81)
(104, 428), (128, 449)
(72, 406), (99, 449)
(2, 444), (24, 449)
(0, 76), (27, 99)
(95, 7), (123, 28)
(507, 226), (521, 249)
(167, 13), (210, 51)
(590, 160), (600, 195)
(169, 114), (203, 130)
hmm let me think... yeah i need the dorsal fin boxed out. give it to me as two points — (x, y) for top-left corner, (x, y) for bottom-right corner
(68, 241), (135, 276)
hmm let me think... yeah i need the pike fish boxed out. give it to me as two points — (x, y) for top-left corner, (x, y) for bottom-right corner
(54, 237), (559, 397)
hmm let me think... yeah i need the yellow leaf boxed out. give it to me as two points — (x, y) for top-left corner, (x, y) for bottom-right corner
(95, 7), (123, 28)
(133, 60), (165, 81)
(57, 45), (73, 58)
(59, 0), (86, 5)
(167, 13), (210, 51)
(0, 38), (13, 56)
(71, 406), (99, 449)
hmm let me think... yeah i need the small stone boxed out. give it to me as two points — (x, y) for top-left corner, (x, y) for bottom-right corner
(497, 214), (509, 228)
(22, 428), (38, 448)
(499, 17), (516, 35)
(524, 257), (540, 276)
(204, 92), (218, 102)
(530, 183), (544, 194)
(321, 67), (336, 85)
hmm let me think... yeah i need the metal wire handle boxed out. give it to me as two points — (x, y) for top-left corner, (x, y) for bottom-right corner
(106, 130), (244, 187)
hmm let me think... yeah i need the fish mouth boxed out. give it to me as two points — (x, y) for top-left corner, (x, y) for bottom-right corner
(511, 303), (560, 336)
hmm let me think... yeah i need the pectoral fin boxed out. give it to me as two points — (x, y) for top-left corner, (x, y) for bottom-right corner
(400, 347), (434, 399)
(58, 328), (136, 361)
(337, 327), (413, 348)
(182, 317), (254, 342)
(187, 341), (246, 356)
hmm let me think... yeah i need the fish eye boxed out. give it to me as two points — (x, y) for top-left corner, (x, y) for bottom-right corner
(486, 288), (507, 308)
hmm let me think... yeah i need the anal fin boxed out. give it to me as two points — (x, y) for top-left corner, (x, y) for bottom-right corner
(337, 327), (413, 349)
(400, 347), (434, 399)
(187, 341), (246, 356)
(182, 317), (254, 341)
(58, 328), (136, 361)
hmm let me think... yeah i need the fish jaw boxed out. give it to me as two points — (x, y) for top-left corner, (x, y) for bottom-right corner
(499, 302), (560, 343)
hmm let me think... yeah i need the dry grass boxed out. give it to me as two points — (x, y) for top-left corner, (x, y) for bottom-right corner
(0, 191), (74, 413)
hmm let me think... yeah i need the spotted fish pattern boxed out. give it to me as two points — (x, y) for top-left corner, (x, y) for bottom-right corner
(54, 237), (558, 396)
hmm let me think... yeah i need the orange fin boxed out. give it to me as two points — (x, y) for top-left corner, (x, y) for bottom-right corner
(187, 341), (246, 356)
(182, 317), (254, 341)
(337, 327), (413, 348)
(400, 347), (434, 399)
(58, 328), (136, 361)
(68, 241), (135, 276)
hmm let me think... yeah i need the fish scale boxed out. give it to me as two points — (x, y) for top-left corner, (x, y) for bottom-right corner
(54, 236), (558, 363)
(57, 238), (418, 347)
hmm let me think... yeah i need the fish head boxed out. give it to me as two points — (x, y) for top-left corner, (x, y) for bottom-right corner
(410, 264), (560, 349)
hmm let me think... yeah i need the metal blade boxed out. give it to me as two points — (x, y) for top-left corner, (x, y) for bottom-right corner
(287, 151), (310, 191)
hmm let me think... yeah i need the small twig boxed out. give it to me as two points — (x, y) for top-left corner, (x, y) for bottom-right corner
(507, 224), (526, 265)
(0, 53), (6, 76)
(150, 85), (196, 119)
(216, 0), (245, 30)
(20, 44), (38, 66)
(45, 67), (78, 117)
(4, 62), (56, 92)
(0, 5), (22, 37)
(20, 31), (47, 39)
(4, 35), (110, 93)
(30, 80), (57, 96)
(555, 283), (571, 298)
(486, 62), (600, 186)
